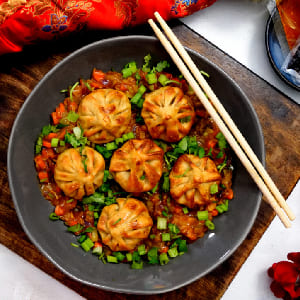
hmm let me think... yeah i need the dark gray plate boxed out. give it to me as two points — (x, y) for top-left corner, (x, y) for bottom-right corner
(7, 36), (264, 294)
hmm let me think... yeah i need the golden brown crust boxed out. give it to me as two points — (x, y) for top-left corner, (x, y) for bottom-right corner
(109, 139), (164, 193)
(97, 198), (153, 251)
(141, 86), (195, 142)
(78, 89), (131, 144)
(54, 147), (105, 199)
(170, 154), (221, 208)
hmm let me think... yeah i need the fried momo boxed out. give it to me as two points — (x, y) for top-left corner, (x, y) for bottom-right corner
(54, 147), (105, 199)
(141, 86), (195, 142)
(109, 139), (164, 192)
(170, 155), (221, 208)
(78, 89), (131, 144)
(97, 198), (153, 251)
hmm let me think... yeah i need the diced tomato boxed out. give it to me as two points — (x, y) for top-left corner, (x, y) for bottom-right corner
(94, 242), (102, 248)
(211, 209), (219, 217)
(42, 140), (52, 148)
(68, 220), (78, 227)
(92, 69), (105, 82)
(119, 83), (128, 92)
(41, 148), (56, 159)
(206, 139), (217, 149)
(38, 171), (48, 181)
(55, 205), (65, 216)
(196, 110), (207, 117)
(46, 132), (57, 140)
(35, 155), (47, 170)
(223, 188), (234, 200)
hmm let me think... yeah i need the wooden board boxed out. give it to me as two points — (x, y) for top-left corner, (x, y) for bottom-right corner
(0, 21), (299, 299)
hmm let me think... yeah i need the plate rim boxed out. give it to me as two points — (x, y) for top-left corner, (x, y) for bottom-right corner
(7, 35), (264, 294)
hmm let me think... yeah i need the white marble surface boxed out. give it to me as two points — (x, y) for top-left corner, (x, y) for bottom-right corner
(222, 180), (300, 300)
(181, 0), (300, 104)
(0, 244), (84, 300)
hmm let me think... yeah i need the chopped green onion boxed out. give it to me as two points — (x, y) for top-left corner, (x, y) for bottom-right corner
(158, 74), (168, 86)
(205, 220), (215, 230)
(77, 235), (86, 243)
(115, 137), (123, 145)
(162, 172), (170, 192)
(98, 252), (106, 264)
(198, 147), (205, 158)
(131, 92), (142, 105)
(173, 168), (191, 178)
(107, 255), (118, 263)
(180, 116), (192, 123)
(168, 247), (179, 258)
(132, 251), (141, 262)
(92, 245), (103, 255)
(73, 127), (81, 140)
(164, 80), (181, 86)
(67, 111), (79, 122)
(216, 132), (227, 150)
(70, 82), (79, 101)
(182, 207), (189, 214)
(197, 210), (209, 221)
(51, 138), (59, 147)
(216, 205), (224, 214)
(113, 218), (121, 225)
(122, 68), (132, 78)
(71, 243), (79, 248)
(146, 73), (157, 84)
(68, 223), (83, 233)
(155, 60), (170, 72)
(122, 132), (135, 141)
(162, 210), (168, 217)
(131, 260), (143, 269)
(200, 70), (210, 78)
(122, 61), (137, 78)
(81, 237), (94, 252)
(106, 142), (117, 151)
(150, 234), (156, 240)
(168, 223), (180, 234)
(162, 233), (171, 242)
(178, 239), (188, 253)
(113, 251), (125, 261)
(178, 137), (188, 151)
(83, 80), (93, 91)
(140, 174), (146, 180)
(126, 253), (133, 262)
(138, 244), (147, 256)
(157, 217), (167, 230)
(148, 247), (159, 264)
(159, 253), (169, 265)
(49, 212), (59, 220)
(210, 183), (219, 194)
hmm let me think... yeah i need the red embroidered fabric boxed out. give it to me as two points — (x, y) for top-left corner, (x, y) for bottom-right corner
(0, 0), (216, 55)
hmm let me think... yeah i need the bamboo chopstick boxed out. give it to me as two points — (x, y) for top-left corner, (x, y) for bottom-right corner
(148, 13), (295, 228)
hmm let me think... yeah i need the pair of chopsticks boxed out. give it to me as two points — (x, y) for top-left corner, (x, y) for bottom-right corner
(148, 12), (295, 228)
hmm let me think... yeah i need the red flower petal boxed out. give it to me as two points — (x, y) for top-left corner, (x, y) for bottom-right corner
(288, 252), (300, 267)
(283, 283), (300, 299)
(270, 280), (288, 298)
(273, 261), (299, 284)
(268, 265), (275, 278)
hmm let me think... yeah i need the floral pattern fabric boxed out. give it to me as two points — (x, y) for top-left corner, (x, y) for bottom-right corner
(0, 0), (216, 55)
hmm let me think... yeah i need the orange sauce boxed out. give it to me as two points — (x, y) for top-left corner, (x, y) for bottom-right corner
(276, 0), (300, 49)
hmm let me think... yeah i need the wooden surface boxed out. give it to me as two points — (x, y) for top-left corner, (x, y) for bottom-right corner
(0, 21), (299, 300)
